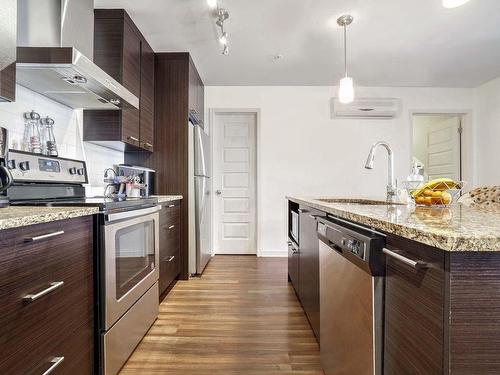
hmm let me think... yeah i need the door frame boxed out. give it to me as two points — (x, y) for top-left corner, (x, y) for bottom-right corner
(209, 108), (261, 256)
(409, 109), (474, 189)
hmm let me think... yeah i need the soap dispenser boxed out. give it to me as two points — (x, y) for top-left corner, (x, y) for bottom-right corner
(407, 161), (424, 183)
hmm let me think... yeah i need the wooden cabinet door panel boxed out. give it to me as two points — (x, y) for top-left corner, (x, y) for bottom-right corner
(288, 240), (300, 295)
(121, 20), (141, 145)
(0, 217), (93, 375)
(122, 21), (141, 97)
(158, 201), (182, 295)
(159, 247), (180, 295)
(384, 235), (445, 375)
(298, 206), (321, 341)
(140, 40), (155, 151)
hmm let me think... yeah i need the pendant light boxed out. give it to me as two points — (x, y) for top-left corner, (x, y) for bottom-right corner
(442, 0), (471, 8)
(337, 15), (354, 104)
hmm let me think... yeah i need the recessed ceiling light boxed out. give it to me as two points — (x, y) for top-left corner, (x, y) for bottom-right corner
(442, 0), (471, 8)
(207, 0), (217, 9)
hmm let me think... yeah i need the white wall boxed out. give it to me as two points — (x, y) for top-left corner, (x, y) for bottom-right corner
(474, 76), (500, 186)
(206, 86), (474, 256)
(0, 85), (124, 194)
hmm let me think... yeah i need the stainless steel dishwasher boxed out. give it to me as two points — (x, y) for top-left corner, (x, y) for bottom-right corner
(317, 216), (385, 375)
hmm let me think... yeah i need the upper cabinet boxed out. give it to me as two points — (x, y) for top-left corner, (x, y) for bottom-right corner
(83, 9), (154, 152)
(0, 0), (17, 102)
(188, 58), (205, 127)
(140, 41), (155, 150)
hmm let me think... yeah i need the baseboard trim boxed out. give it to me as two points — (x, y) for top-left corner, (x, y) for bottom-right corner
(259, 250), (287, 257)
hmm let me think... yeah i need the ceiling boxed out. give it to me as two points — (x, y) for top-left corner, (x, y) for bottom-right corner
(95, 0), (500, 87)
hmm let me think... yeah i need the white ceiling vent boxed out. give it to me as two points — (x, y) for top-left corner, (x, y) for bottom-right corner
(331, 97), (400, 119)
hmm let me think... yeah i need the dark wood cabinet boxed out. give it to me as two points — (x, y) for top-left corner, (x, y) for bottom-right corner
(140, 40), (155, 151)
(84, 9), (154, 151)
(384, 235), (446, 375)
(124, 53), (204, 280)
(188, 58), (205, 127)
(287, 202), (323, 342)
(0, 0), (16, 102)
(159, 200), (182, 298)
(0, 216), (94, 374)
(298, 206), (322, 341)
(288, 239), (299, 294)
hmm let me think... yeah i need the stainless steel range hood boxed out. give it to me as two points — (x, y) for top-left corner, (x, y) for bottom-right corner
(16, 0), (139, 110)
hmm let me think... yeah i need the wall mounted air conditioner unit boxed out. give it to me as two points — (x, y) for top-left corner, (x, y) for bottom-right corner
(331, 97), (401, 119)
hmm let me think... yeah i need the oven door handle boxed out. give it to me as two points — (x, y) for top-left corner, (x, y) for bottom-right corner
(105, 205), (162, 222)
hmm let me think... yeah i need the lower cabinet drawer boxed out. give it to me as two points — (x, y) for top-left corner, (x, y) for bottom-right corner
(159, 248), (180, 295)
(0, 216), (94, 375)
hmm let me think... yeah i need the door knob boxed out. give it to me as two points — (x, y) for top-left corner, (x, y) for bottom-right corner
(216, 190), (222, 195)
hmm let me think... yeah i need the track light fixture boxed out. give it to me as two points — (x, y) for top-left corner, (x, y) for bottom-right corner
(216, 8), (230, 56)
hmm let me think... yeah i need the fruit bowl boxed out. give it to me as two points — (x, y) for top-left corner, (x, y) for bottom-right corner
(402, 179), (466, 207)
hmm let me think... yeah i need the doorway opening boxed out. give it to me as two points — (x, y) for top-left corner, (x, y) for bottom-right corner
(211, 110), (258, 255)
(411, 113), (463, 182)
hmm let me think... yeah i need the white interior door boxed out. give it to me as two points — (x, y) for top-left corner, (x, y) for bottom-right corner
(213, 112), (257, 255)
(426, 117), (461, 181)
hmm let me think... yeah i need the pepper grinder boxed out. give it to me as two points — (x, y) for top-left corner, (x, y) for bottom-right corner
(23, 110), (42, 154)
(41, 116), (58, 156)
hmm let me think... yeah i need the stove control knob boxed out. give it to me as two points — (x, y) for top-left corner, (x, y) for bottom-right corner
(7, 160), (16, 169)
(69, 167), (77, 175)
(77, 168), (85, 176)
(19, 161), (30, 171)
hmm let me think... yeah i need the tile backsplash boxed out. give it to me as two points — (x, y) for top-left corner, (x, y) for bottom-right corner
(0, 85), (124, 195)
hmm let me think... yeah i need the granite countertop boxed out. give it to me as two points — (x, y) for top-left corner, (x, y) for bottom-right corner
(0, 206), (99, 231)
(287, 196), (500, 252)
(153, 195), (183, 203)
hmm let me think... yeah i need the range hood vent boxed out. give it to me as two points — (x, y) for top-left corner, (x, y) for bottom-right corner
(16, 0), (139, 110)
(16, 47), (139, 110)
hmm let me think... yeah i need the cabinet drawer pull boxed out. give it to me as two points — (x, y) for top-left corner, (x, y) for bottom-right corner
(383, 248), (428, 269)
(143, 142), (153, 148)
(168, 225), (175, 230)
(42, 356), (64, 375)
(23, 281), (64, 303)
(163, 255), (175, 262)
(168, 204), (175, 208)
(26, 230), (65, 242)
(127, 136), (139, 142)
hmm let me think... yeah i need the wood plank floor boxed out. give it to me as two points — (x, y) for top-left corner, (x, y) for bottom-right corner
(119, 255), (323, 375)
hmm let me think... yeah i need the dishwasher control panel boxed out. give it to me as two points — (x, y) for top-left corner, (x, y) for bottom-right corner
(342, 236), (367, 260)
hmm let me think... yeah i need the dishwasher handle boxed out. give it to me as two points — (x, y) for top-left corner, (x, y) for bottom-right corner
(383, 248), (428, 270)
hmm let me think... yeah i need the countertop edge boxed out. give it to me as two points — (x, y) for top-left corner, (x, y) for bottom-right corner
(153, 195), (184, 203)
(287, 196), (498, 252)
(0, 207), (100, 231)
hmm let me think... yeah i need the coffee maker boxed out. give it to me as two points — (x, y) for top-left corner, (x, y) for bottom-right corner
(0, 127), (13, 207)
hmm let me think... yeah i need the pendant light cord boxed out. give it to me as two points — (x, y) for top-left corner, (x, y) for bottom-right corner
(343, 24), (348, 78)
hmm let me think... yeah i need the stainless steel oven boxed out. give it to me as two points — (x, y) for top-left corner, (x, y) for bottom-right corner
(102, 204), (161, 375)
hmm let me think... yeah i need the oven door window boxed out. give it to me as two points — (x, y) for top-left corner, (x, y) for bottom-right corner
(115, 220), (155, 300)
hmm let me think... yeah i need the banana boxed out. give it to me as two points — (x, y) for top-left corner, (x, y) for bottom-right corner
(411, 178), (458, 198)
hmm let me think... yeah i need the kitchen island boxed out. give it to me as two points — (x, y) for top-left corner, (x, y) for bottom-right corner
(287, 196), (500, 375)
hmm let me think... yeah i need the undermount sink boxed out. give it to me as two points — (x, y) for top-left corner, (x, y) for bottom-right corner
(315, 198), (404, 205)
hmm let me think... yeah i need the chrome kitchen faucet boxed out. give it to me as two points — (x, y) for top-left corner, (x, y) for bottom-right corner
(365, 141), (398, 203)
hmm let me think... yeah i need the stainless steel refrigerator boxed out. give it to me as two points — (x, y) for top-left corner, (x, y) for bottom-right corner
(190, 124), (212, 274)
